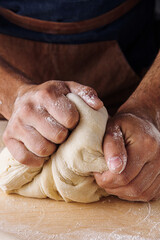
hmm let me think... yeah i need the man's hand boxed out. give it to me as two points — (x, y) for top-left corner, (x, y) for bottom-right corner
(94, 113), (160, 202)
(95, 51), (160, 202)
(3, 80), (103, 167)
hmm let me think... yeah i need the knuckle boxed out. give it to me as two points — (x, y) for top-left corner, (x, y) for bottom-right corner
(18, 154), (42, 167)
(119, 174), (130, 186)
(37, 89), (51, 100)
(96, 176), (108, 189)
(66, 81), (77, 89)
(18, 154), (30, 165)
(5, 119), (22, 140)
(12, 117), (22, 129)
(68, 81), (74, 85)
(2, 124), (16, 143)
(33, 139), (56, 157)
(49, 81), (67, 95)
(34, 143), (51, 157)
(3, 123), (21, 145)
(128, 185), (142, 198)
(55, 81), (66, 89)
(2, 130), (9, 144)
(38, 82), (67, 100)
(22, 103), (33, 116)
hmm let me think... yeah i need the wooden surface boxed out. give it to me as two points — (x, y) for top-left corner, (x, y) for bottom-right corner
(0, 192), (160, 240)
(0, 121), (160, 240)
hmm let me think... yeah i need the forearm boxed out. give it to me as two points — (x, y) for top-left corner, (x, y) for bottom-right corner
(0, 56), (31, 119)
(118, 51), (160, 126)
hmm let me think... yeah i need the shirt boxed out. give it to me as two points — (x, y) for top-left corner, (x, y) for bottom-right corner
(0, 0), (159, 73)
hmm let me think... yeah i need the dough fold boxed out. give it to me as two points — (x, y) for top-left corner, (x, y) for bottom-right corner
(0, 93), (108, 203)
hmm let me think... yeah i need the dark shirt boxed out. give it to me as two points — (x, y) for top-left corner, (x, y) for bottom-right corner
(0, 0), (159, 73)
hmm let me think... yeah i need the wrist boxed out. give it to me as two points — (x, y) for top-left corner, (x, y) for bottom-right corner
(1, 82), (31, 120)
(117, 92), (160, 131)
(118, 51), (160, 130)
(0, 56), (33, 119)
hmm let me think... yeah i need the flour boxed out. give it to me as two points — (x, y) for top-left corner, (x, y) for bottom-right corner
(45, 116), (61, 127)
(0, 223), (154, 240)
(78, 87), (97, 106)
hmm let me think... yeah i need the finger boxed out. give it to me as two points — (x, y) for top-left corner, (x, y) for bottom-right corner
(66, 82), (103, 110)
(128, 161), (159, 196)
(104, 122), (127, 174)
(5, 138), (46, 167)
(44, 94), (79, 129)
(95, 145), (146, 189)
(120, 174), (160, 202)
(102, 161), (159, 201)
(41, 80), (70, 97)
(6, 122), (57, 157)
(95, 138), (148, 189)
(25, 106), (68, 144)
(150, 175), (160, 201)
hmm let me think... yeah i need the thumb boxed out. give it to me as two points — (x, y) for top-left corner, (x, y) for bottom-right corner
(104, 124), (127, 174)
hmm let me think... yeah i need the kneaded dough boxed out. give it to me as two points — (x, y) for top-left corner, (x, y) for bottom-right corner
(0, 93), (109, 203)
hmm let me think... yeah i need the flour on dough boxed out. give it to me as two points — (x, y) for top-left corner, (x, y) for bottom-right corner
(0, 93), (108, 203)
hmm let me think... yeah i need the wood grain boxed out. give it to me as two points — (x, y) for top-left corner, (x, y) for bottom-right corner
(0, 121), (160, 240)
(0, 192), (160, 240)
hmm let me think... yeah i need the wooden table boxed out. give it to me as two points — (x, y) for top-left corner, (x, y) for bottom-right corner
(0, 122), (160, 240)
(0, 191), (160, 240)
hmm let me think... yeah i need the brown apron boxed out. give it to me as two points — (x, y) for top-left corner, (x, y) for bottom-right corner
(0, 0), (141, 115)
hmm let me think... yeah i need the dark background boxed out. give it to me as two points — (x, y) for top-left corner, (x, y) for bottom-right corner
(155, 0), (160, 47)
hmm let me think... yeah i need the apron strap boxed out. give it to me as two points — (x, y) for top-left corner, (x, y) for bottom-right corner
(0, 0), (142, 35)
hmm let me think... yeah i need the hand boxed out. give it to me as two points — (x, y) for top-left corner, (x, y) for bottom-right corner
(94, 112), (160, 202)
(3, 80), (103, 167)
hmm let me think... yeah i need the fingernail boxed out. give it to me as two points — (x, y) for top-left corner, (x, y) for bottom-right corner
(107, 157), (123, 173)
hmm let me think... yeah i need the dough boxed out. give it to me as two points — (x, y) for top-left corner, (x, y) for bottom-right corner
(0, 93), (109, 203)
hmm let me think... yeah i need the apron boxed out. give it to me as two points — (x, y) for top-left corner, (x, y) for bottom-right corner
(0, 0), (141, 115)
